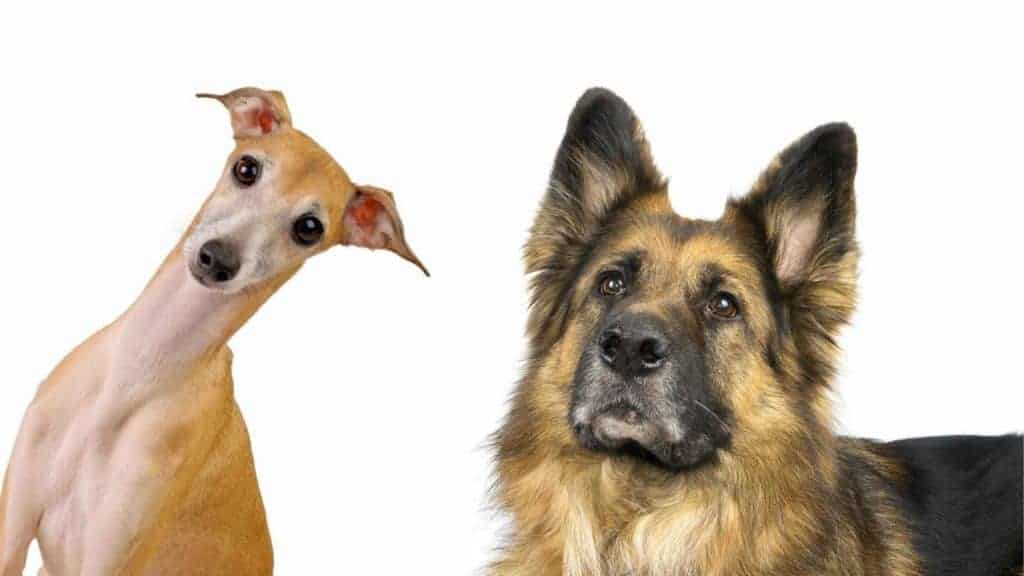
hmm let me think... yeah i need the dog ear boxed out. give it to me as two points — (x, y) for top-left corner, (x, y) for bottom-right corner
(197, 87), (293, 139)
(342, 185), (429, 276)
(525, 88), (667, 347)
(726, 123), (858, 382)
(728, 123), (858, 289)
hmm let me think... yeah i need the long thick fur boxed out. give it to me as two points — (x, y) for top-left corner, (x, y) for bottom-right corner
(491, 88), (1022, 576)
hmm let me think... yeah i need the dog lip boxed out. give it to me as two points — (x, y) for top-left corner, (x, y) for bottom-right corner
(576, 417), (684, 470)
(597, 400), (645, 423)
(592, 412), (657, 447)
(572, 400), (693, 470)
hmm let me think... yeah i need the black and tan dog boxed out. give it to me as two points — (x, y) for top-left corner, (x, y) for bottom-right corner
(491, 88), (1023, 576)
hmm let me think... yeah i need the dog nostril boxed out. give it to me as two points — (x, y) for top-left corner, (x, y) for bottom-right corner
(638, 338), (666, 369)
(599, 329), (622, 363)
(195, 240), (239, 283)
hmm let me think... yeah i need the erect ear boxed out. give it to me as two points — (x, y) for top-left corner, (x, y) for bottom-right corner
(726, 123), (859, 383)
(196, 87), (293, 139)
(525, 87), (667, 346)
(728, 123), (858, 289)
(342, 185), (429, 276)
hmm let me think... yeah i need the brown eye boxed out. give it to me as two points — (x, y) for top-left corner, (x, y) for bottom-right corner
(233, 155), (261, 187)
(598, 271), (627, 297)
(707, 292), (739, 319)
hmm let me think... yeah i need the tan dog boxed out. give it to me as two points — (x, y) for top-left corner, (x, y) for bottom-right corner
(0, 88), (427, 575)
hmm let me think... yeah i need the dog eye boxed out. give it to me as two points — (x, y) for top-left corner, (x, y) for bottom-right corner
(706, 292), (739, 319)
(598, 270), (627, 297)
(233, 155), (262, 187)
(292, 214), (324, 246)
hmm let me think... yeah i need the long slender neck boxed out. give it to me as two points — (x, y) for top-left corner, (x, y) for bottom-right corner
(108, 241), (289, 382)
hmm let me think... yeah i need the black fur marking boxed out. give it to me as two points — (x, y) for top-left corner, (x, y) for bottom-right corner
(885, 435), (1024, 575)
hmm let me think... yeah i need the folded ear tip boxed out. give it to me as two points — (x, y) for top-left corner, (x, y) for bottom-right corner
(411, 257), (430, 277)
(393, 243), (429, 277)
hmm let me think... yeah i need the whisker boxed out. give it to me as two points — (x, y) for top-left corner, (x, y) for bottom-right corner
(693, 399), (730, 433)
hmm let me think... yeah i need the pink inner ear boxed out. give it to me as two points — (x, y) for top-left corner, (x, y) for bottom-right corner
(344, 195), (394, 249)
(776, 212), (821, 282)
(351, 196), (382, 228)
(257, 109), (275, 134)
(234, 99), (276, 137)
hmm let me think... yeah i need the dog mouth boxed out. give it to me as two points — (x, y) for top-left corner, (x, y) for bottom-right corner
(571, 392), (728, 472)
(572, 400), (687, 470)
(590, 402), (659, 447)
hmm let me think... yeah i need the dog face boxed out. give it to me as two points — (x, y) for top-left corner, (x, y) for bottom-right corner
(522, 88), (857, 473)
(568, 219), (754, 470)
(184, 88), (427, 293)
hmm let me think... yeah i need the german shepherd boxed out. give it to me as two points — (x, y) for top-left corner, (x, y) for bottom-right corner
(491, 88), (1023, 576)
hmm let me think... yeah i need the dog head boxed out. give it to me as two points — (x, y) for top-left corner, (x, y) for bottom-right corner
(524, 88), (857, 472)
(184, 87), (427, 292)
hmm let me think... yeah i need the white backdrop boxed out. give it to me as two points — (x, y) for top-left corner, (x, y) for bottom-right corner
(0, 2), (1020, 574)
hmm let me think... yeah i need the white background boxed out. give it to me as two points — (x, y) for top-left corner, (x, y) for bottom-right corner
(1, 3), (1021, 574)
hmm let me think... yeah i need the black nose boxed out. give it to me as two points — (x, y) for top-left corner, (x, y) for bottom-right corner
(598, 317), (670, 376)
(196, 239), (240, 283)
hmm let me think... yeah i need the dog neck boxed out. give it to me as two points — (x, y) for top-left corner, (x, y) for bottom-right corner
(495, 384), (844, 575)
(107, 242), (291, 386)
